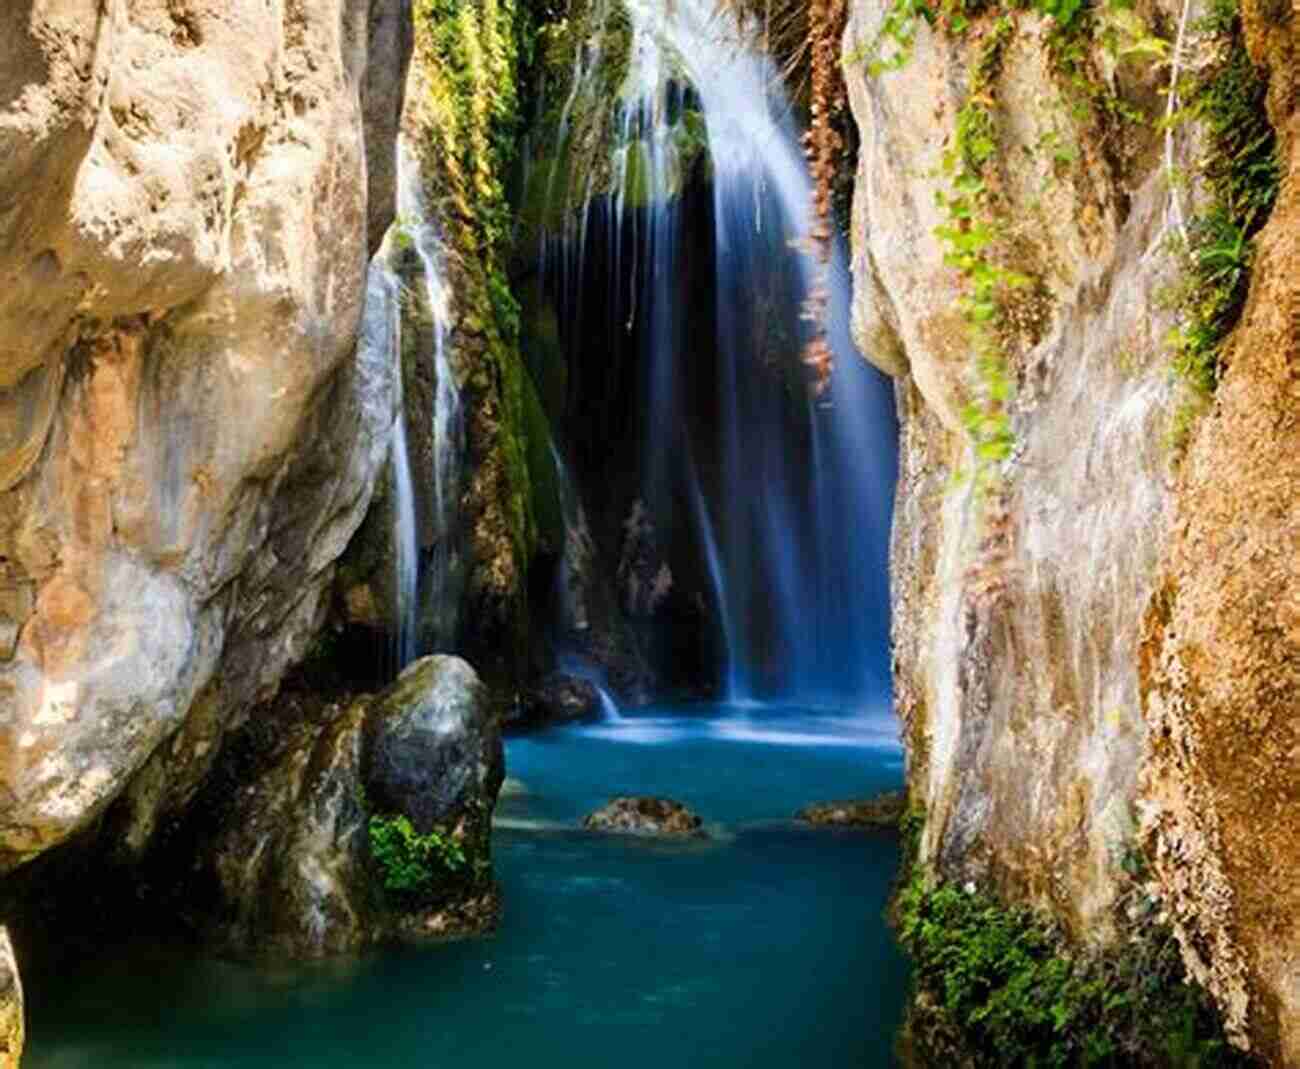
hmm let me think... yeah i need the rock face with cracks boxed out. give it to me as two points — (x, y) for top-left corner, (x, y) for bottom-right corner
(0, 929), (19, 1069)
(0, 0), (412, 877)
(845, 0), (1299, 1057)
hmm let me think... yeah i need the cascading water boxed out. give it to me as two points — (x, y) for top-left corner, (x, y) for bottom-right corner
(535, 0), (897, 706)
(358, 233), (418, 675)
(397, 143), (466, 655)
(355, 143), (466, 677)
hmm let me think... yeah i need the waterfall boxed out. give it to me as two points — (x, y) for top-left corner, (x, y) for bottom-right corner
(391, 371), (419, 671)
(355, 143), (466, 676)
(397, 142), (466, 655)
(358, 241), (418, 674)
(535, 0), (897, 706)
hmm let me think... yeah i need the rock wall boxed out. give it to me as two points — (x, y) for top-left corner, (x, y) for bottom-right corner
(1141, 8), (1300, 1061)
(0, 929), (18, 1069)
(847, 0), (1297, 1058)
(0, 0), (411, 875)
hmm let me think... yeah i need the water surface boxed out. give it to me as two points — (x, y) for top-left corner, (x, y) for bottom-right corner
(26, 704), (908, 1067)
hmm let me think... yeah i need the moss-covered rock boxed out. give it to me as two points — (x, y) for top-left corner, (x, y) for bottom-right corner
(584, 797), (706, 837)
(188, 656), (503, 959)
(797, 791), (906, 828)
(896, 864), (1257, 1068)
(403, 0), (549, 677)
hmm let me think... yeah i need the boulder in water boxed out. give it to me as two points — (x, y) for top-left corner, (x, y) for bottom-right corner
(510, 673), (603, 731)
(584, 797), (705, 837)
(197, 655), (503, 958)
(364, 656), (505, 836)
(0, 928), (21, 1069)
(797, 791), (906, 829)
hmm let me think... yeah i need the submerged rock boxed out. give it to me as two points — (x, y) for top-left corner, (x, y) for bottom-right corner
(584, 797), (705, 837)
(797, 792), (906, 829)
(0, 928), (20, 1069)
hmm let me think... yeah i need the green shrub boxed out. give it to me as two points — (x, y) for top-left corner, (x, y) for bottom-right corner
(1168, 0), (1279, 396)
(898, 871), (1255, 1067)
(368, 813), (468, 898)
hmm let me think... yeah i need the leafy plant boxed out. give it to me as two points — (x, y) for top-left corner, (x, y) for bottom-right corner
(1165, 0), (1278, 398)
(369, 813), (468, 898)
(928, 14), (1023, 492)
(898, 870), (1256, 1067)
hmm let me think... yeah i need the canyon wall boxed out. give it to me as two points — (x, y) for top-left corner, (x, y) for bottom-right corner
(846, 0), (1298, 1058)
(0, 0), (412, 878)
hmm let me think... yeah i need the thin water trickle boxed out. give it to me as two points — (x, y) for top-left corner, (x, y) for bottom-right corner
(397, 142), (465, 655)
(390, 390), (418, 672)
(358, 239), (417, 675)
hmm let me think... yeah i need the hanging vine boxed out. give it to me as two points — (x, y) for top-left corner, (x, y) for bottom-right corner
(799, 0), (849, 393)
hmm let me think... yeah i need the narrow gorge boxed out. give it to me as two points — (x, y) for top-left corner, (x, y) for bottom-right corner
(0, 0), (1296, 1065)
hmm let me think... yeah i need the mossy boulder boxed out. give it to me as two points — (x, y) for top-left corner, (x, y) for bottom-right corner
(195, 657), (504, 958)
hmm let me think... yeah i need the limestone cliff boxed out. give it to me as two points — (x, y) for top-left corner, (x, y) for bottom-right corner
(0, 0), (411, 879)
(0, 929), (17, 1069)
(846, 0), (1297, 1058)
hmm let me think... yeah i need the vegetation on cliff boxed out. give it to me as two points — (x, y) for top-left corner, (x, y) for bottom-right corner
(1164, 0), (1279, 401)
(853, 0), (1280, 473)
(409, 0), (555, 672)
(896, 812), (1255, 1067)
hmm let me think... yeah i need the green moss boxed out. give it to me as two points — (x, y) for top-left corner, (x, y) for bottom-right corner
(1167, 0), (1279, 397)
(368, 813), (468, 899)
(521, 370), (565, 553)
(411, 0), (557, 665)
(931, 14), (1022, 491)
(517, 278), (568, 423)
(898, 869), (1255, 1067)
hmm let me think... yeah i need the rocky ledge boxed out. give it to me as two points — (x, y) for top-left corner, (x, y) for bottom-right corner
(195, 655), (504, 959)
(796, 791), (906, 829)
(583, 797), (705, 837)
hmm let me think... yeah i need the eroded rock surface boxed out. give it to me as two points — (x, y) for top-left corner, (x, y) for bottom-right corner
(508, 673), (602, 731)
(584, 797), (705, 837)
(0, 0), (411, 876)
(847, 0), (1181, 931)
(797, 792), (905, 829)
(846, 0), (1299, 1057)
(0, 928), (20, 1069)
(1139, 8), (1300, 1060)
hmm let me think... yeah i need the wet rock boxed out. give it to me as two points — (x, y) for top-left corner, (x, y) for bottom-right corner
(0, 927), (20, 1069)
(363, 656), (504, 836)
(584, 797), (705, 837)
(197, 655), (503, 958)
(206, 698), (375, 959)
(797, 791), (905, 829)
(510, 673), (603, 731)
